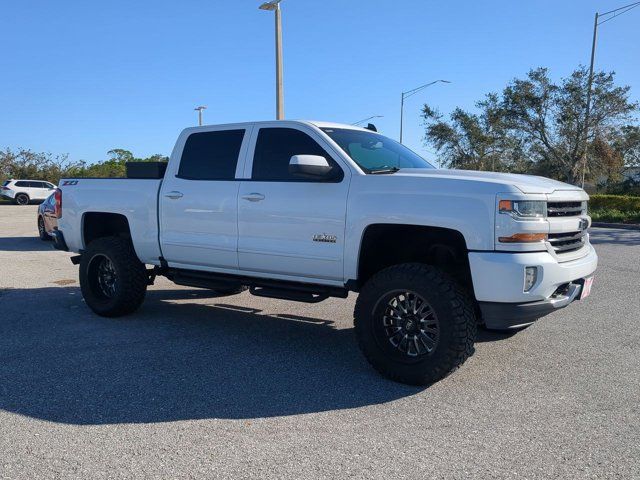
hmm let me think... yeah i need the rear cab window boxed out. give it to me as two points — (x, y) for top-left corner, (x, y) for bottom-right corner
(178, 129), (245, 180)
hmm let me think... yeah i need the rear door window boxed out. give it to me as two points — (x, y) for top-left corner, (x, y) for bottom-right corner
(178, 129), (245, 180)
(15, 181), (29, 187)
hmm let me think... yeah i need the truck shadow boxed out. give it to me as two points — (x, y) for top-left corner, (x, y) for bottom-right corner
(589, 228), (640, 246)
(0, 236), (54, 252)
(0, 286), (426, 425)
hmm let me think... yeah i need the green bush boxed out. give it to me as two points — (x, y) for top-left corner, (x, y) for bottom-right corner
(590, 208), (640, 224)
(589, 195), (640, 223)
(590, 194), (640, 211)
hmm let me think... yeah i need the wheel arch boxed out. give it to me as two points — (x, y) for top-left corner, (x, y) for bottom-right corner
(14, 192), (30, 204)
(354, 223), (474, 294)
(82, 212), (132, 248)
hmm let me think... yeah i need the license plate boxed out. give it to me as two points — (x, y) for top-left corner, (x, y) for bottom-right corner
(580, 276), (594, 300)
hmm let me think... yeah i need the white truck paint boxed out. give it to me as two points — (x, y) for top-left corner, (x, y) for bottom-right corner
(53, 120), (598, 384)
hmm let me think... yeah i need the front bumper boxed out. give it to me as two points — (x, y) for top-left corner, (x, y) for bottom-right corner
(470, 244), (598, 329)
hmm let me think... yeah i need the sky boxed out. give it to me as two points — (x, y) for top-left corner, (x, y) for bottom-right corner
(1, 0), (638, 165)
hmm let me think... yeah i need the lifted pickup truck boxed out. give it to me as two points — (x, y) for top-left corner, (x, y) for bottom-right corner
(53, 120), (597, 385)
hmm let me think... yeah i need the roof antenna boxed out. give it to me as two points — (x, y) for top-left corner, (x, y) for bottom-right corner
(366, 123), (378, 132)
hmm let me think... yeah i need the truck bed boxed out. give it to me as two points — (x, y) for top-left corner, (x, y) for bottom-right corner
(58, 178), (163, 264)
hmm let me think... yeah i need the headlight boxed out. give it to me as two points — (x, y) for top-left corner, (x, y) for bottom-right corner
(499, 200), (547, 218)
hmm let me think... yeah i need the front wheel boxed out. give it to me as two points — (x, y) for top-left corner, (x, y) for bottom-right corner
(354, 263), (477, 385)
(79, 237), (148, 317)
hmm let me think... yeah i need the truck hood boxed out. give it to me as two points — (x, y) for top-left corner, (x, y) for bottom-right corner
(396, 168), (583, 194)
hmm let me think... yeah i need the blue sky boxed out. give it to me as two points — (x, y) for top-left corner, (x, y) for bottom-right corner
(1, 0), (638, 164)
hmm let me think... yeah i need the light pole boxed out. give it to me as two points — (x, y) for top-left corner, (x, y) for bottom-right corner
(194, 106), (207, 126)
(352, 115), (383, 126)
(259, 0), (284, 120)
(581, 1), (640, 187)
(400, 79), (450, 144)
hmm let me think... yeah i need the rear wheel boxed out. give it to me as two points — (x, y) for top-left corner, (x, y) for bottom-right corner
(37, 216), (50, 241)
(354, 263), (477, 385)
(15, 193), (29, 205)
(80, 237), (148, 317)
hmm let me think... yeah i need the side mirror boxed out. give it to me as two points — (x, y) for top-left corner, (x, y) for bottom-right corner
(289, 155), (334, 179)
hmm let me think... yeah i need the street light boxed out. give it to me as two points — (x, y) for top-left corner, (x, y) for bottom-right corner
(194, 106), (207, 126)
(400, 79), (450, 144)
(352, 115), (383, 126)
(259, 0), (284, 120)
(581, 1), (640, 187)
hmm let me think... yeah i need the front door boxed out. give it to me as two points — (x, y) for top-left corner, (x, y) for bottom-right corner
(159, 126), (251, 270)
(237, 126), (350, 283)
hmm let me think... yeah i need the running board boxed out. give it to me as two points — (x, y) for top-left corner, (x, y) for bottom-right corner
(164, 267), (348, 302)
(249, 286), (328, 303)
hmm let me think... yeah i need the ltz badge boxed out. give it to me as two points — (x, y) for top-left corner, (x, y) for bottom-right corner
(313, 234), (337, 243)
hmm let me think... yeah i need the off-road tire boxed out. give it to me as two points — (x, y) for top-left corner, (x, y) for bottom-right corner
(15, 193), (29, 205)
(354, 263), (476, 385)
(80, 237), (147, 317)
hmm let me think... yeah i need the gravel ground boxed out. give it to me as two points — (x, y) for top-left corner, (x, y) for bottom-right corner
(0, 205), (638, 479)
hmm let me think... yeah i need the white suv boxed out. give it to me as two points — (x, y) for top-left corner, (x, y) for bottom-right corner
(1, 179), (57, 205)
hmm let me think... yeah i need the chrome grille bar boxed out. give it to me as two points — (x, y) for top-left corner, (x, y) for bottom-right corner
(547, 201), (584, 217)
(548, 231), (586, 254)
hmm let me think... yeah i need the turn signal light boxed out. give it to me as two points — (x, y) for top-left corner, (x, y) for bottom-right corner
(498, 233), (548, 243)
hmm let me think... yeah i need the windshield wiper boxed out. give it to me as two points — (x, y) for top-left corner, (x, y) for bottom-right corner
(368, 166), (400, 174)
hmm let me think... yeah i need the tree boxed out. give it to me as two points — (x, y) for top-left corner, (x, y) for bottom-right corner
(0, 148), (168, 183)
(422, 94), (529, 172)
(423, 67), (638, 184)
(615, 125), (640, 167)
(0, 148), (84, 184)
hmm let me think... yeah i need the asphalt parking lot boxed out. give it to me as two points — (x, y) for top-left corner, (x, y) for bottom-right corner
(0, 204), (638, 479)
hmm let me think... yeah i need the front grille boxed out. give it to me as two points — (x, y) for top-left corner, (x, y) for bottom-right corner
(548, 231), (586, 254)
(547, 201), (584, 217)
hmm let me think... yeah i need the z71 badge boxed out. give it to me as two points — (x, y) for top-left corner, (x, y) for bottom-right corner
(313, 234), (337, 243)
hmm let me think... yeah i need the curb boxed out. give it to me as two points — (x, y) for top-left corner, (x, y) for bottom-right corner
(592, 222), (640, 231)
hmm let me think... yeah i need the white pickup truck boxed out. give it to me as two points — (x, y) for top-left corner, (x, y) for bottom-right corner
(52, 120), (598, 385)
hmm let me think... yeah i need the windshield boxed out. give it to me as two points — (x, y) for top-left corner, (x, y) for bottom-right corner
(321, 127), (435, 173)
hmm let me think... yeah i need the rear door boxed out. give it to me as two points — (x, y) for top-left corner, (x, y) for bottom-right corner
(31, 182), (55, 200)
(159, 126), (252, 270)
(237, 125), (350, 282)
(14, 181), (32, 197)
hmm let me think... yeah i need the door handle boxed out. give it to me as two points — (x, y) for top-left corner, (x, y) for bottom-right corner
(241, 193), (265, 202)
(164, 191), (184, 199)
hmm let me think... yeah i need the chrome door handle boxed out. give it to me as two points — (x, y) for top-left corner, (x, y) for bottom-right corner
(164, 191), (183, 199)
(241, 193), (265, 202)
